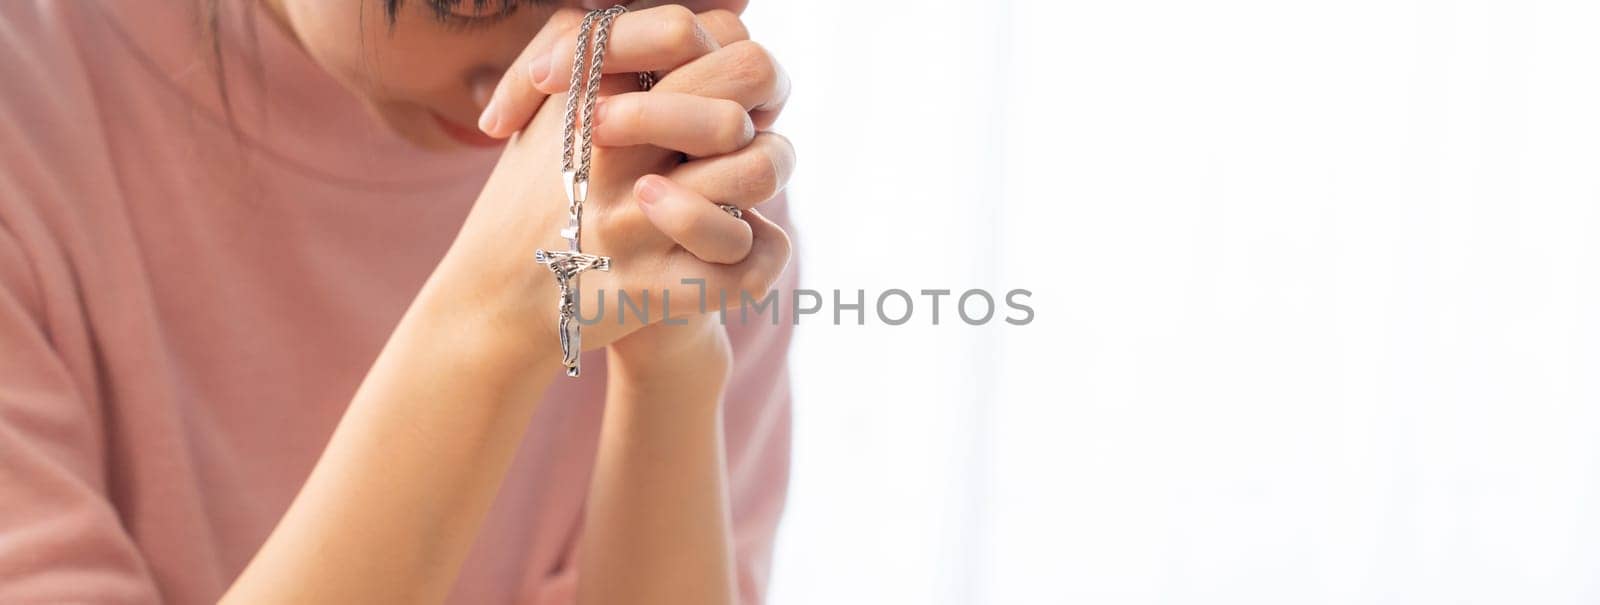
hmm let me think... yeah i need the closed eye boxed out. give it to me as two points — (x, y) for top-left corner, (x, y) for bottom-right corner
(436, 10), (517, 31)
(421, 0), (525, 31)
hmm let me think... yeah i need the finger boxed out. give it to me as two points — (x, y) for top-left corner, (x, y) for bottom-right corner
(531, 5), (721, 94)
(584, 0), (752, 16)
(594, 92), (754, 158)
(634, 175), (754, 265)
(666, 132), (795, 208)
(477, 9), (586, 138)
(694, 9), (750, 47)
(628, 10), (748, 100)
(651, 40), (792, 129)
(684, 206), (791, 301)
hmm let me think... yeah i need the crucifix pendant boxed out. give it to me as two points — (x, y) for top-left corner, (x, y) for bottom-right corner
(537, 181), (612, 377)
(538, 5), (626, 378)
(535, 248), (610, 376)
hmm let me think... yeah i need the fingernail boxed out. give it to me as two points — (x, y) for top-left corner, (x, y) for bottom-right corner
(635, 175), (666, 204)
(477, 97), (502, 135)
(528, 53), (551, 88)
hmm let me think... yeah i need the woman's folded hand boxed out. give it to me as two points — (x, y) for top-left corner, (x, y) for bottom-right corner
(430, 4), (795, 373)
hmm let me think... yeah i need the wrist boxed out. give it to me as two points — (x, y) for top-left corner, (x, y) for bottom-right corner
(607, 320), (731, 408)
(412, 255), (563, 380)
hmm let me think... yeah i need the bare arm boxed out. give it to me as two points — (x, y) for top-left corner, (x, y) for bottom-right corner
(578, 318), (739, 605)
(220, 6), (793, 602)
(219, 257), (562, 604)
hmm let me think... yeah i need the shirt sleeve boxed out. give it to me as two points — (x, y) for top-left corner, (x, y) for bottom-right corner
(0, 222), (163, 603)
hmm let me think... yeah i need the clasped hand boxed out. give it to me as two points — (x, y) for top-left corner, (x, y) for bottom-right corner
(437, 4), (796, 385)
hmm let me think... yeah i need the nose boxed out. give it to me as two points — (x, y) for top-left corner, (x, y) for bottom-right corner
(468, 69), (499, 111)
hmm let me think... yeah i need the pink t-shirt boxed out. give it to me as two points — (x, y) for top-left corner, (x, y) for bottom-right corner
(0, 1), (796, 603)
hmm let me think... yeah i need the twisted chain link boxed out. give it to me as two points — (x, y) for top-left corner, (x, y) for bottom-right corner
(579, 7), (625, 181)
(560, 5), (627, 184)
(542, 5), (629, 378)
(558, 11), (596, 176)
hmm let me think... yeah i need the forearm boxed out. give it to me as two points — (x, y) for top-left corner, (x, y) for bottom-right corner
(578, 332), (738, 605)
(223, 266), (557, 604)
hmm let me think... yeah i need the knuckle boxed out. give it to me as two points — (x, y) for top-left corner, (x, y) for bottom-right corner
(724, 40), (778, 86)
(764, 130), (794, 152)
(778, 230), (794, 261)
(714, 100), (754, 149)
(604, 207), (653, 244)
(751, 233), (793, 293)
(765, 223), (794, 263)
(737, 145), (781, 200)
(707, 241), (745, 265)
(739, 264), (775, 298)
(657, 3), (696, 25)
(612, 98), (645, 133)
(699, 10), (749, 40)
(687, 209), (719, 237)
(658, 5), (712, 52)
(661, 205), (702, 237)
(763, 131), (797, 176)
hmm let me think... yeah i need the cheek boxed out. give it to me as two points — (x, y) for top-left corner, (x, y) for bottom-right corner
(280, 0), (372, 84)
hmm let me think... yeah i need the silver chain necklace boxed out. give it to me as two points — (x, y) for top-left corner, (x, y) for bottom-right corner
(536, 5), (627, 378)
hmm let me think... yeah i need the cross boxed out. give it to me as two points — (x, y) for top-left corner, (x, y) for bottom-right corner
(535, 249), (612, 278)
(535, 248), (612, 377)
(542, 5), (625, 379)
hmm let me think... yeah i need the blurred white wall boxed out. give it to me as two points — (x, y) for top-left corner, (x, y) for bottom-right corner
(743, 1), (1600, 603)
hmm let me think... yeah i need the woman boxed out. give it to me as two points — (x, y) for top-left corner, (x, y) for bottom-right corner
(0, 0), (797, 603)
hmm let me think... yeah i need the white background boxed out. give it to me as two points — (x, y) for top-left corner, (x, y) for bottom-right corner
(743, 1), (1600, 603)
